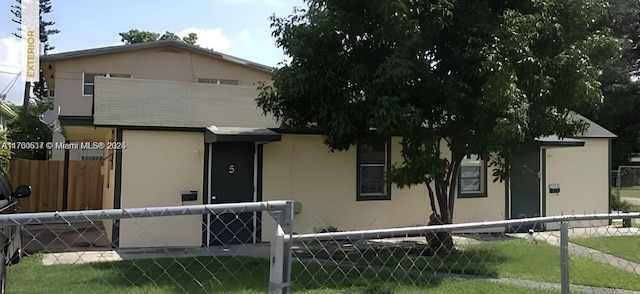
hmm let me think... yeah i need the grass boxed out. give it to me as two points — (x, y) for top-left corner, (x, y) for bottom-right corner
(295, 238), (640, 291)
(5, 253), (560, 294)
(571, 235), (640, 264)
(7, 238), (640, 293)
(612, 187), (640, 199)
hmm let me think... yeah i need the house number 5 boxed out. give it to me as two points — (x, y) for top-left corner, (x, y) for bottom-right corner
(228, 164), (235, 174)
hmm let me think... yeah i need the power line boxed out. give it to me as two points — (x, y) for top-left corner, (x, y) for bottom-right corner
(0, 64), (22, 69)
(0, 71), (23, 97)
(0, 70), (23, 75)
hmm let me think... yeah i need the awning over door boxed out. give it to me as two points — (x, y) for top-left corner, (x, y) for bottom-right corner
(205, 126), (281, 143)
(535, 135), (585, 147)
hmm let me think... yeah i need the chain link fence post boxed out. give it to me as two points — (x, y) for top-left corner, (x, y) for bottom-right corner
(269, 200), (294, 294)
(560, 221), (570, 294)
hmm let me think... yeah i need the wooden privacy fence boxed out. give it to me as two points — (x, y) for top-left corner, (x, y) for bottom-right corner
(10, 159), (104, 213)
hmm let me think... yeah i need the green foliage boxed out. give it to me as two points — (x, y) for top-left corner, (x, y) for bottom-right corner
(120, 29), (199, 45)
(7, 102), (52, 160)
(258, 0), (617, 223)
(159, 31), (180, 41)
(610, 193), (635, 212)
(119, 29), (160, 44)
(0, 129), (12, 174)
(182, 32), (198, 45)
(586, 0), (640, 168)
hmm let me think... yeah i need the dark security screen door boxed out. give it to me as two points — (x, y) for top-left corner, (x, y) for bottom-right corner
(509, 145), (542, 232)
(209, 143), (256, 246)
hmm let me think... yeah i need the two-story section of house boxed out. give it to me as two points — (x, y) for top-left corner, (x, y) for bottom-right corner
(40, 41), (279, 248)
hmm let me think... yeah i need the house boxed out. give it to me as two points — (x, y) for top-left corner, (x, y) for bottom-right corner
(40, 41), (615, 248)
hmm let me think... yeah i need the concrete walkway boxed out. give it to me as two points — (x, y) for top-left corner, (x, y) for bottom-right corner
(40, 243), (271, 265)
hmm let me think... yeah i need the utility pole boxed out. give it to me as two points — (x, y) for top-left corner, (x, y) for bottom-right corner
(22, 82), (31, 118)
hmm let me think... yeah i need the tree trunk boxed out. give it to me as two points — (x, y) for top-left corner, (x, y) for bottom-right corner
(425, 179), (455, 255)
(424, 152), (463, 255)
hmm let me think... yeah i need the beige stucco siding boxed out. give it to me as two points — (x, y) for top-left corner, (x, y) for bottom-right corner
(261, 134), (507, 241)
(452, 180), (507, 226)
(117, 130), (204, 248)
(545, 138), (610, 228)
(49, 47), (271, 117)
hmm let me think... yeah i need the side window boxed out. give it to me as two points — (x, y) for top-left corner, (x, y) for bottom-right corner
(357, 139), (391, 201)
(83, 73), (132, 96)
(458, 154), (487, 198)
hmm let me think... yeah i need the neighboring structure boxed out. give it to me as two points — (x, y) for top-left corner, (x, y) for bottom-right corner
(40, 41), (616, 248)
(0, 102), (17, 131)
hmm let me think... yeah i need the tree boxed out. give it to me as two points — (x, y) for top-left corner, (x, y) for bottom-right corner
(11, 0), (60, 52)
(588, 0), (640, 168)
(119, 29), (199, 45)
(182, 32), (198, 45)
(7, 102), (51, 160)
(10, 0), (59, 117)
(159, 31), (181, 41)
(0, 129), (12, 173)
(257, 0), (617, 253)
(119, 29), (160, 44)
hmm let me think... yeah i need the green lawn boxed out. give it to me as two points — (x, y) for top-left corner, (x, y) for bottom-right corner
(571, 235), (640, 264)
(7, 254), (560, 294)
(7, 238), (640, 293)
(294, 238), (640, 291)
(612, 187), (640, 199)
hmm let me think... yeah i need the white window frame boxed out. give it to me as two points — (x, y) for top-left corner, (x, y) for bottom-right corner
(458, 154), (487, 197)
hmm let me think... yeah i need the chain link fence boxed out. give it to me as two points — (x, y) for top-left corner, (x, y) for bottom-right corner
(286, 213), (640, 294)
(1, 201), (293, 294)
(2, 204), (639, 293)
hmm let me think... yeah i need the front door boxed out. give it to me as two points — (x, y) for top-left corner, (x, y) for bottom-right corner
(207, 142), (256, 246)
(509, 144), (542, 232)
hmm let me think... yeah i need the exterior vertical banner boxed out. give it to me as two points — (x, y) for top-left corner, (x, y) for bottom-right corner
(22, 0), (40, 82)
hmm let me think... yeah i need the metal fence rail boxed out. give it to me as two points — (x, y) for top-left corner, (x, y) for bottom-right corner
(2, 200), (294, 294)
(4, 204), (640, 294)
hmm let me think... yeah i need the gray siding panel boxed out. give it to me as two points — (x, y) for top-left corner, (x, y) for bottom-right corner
(93, 77), (278, 128)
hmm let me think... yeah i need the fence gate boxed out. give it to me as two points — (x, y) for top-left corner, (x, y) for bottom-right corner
(10, 159), (104, 212)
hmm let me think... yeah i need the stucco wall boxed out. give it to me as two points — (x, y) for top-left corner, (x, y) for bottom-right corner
(261, 134), (507, 241)
(545, 138), (610, 229)
(50, 47), (271, 117)
(117, 130), (205, 248)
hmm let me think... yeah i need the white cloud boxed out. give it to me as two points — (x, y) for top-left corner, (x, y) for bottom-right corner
(177, 28), (232, 54)
(0, 37), (22, 69)
(0, 37), (25, 104)
(239, 30), (252, 47)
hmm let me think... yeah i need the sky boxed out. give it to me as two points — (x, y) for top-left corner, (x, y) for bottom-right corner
(0, 0), (305, 105)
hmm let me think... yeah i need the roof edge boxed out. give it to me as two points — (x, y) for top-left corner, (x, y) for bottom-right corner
(41, 40), (274, 73)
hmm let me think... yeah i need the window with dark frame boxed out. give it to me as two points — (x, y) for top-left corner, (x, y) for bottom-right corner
(83, 73), (132, 96)
(458, 154), (487, 197)
(357, 140), (391, 200)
